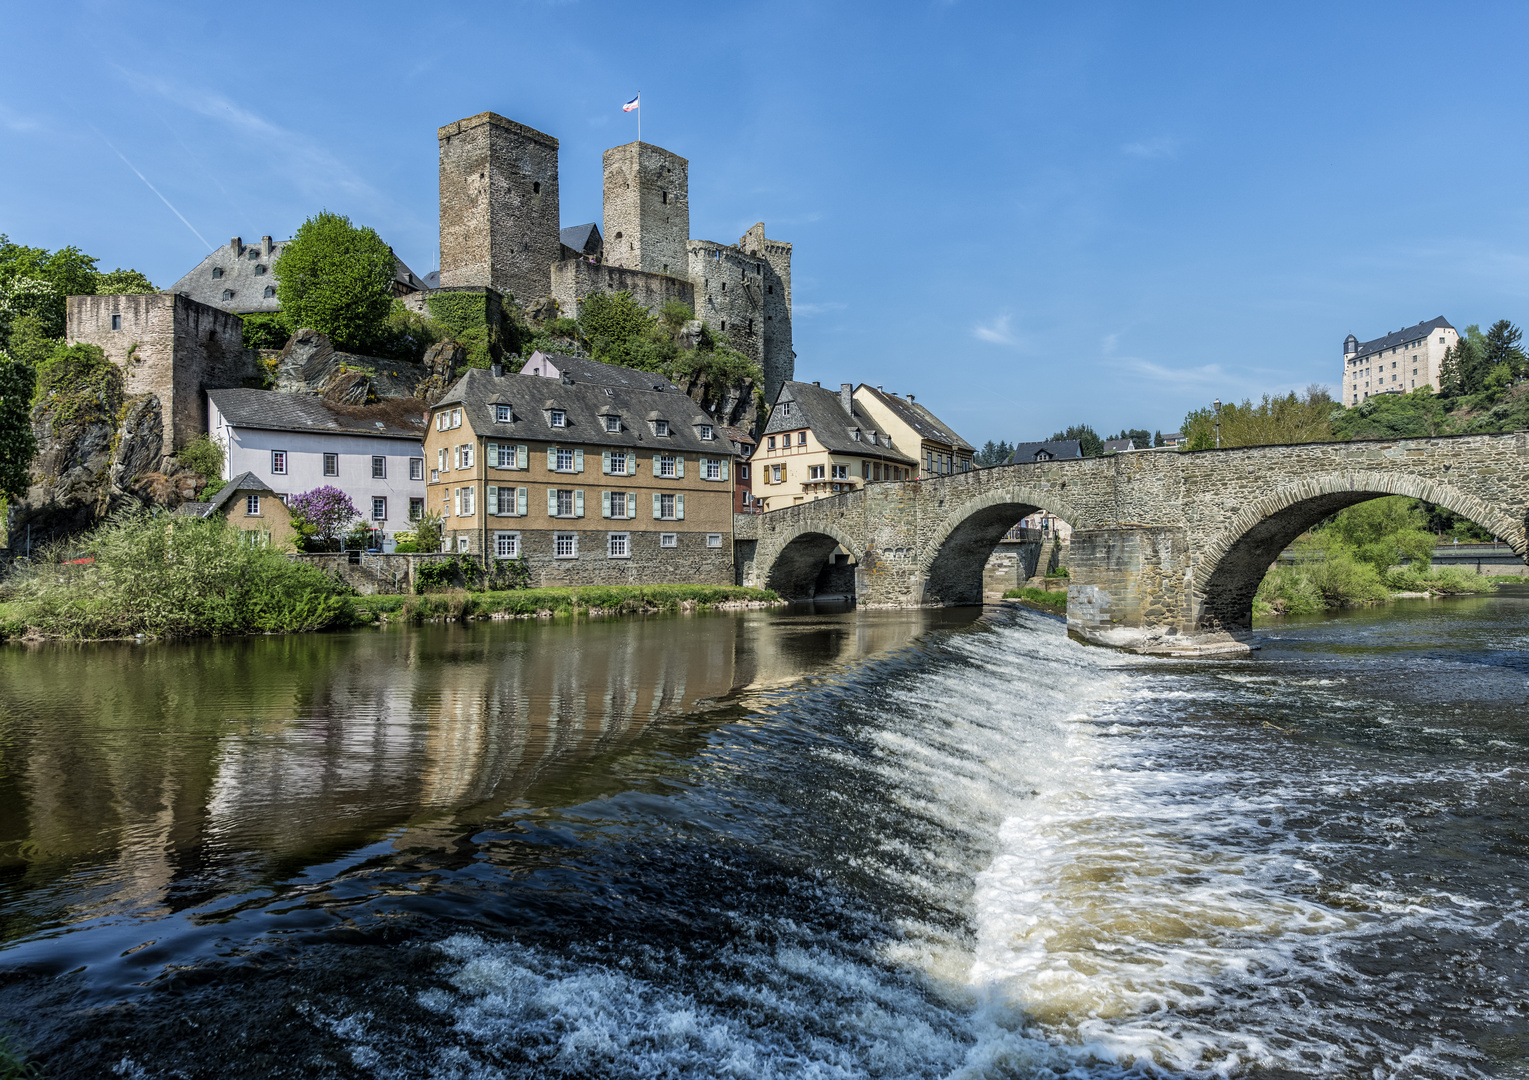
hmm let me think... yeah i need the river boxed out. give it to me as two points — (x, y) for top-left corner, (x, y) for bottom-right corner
(1, 593), (1528, 1078)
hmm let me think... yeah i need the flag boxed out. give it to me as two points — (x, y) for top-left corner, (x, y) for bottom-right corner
(623, 93), (640, 113)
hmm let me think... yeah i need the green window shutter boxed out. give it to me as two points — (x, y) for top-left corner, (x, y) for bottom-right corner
(652, 493), (662, 519)
(575, 490), (585, 518)
(486, 442), (497, 466)
(575, 449), (584, 473)
(517, 444), (528, 470)
(486, 485), (498, 515)
(516, 487), (527, 516)
(652, 454), (660, 474)
(675, 456), (685, 478)
(628, 492), (638, 519)
(721, 459), (730, 481)
(601, 490), (611, 518)
(547, 488), (558, 516)
(602, 450), (611, 475)
(547, 446), (557, 470)
(628, 456), (638, 476)
(675, 493), (685, 520)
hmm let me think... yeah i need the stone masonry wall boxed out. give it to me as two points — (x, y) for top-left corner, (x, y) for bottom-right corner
(438, 112), (560, 308)
(602, 142), (690, 277)
(687, 241), (766, 372)
(445, 528), (733, 588)
(550, 259), (694, 322)
(739, 224), (794, 405)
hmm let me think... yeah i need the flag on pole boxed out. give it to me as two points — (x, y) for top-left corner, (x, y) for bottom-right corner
(623, 93), (640, 112)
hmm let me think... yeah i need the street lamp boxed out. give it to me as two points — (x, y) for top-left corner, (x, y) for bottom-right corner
(1213, 398), (1222, 449)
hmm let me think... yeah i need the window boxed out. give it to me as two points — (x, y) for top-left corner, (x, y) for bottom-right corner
(271, 450), (287, 475)
(767, 436), (776, 450)
(741, 464), (750, 480)
(222, 289), (234, 301)
(496, 404), (512, 423)
(451, 409), (462, 429)
(263, 286), (275, 298)
(111, 314), (122, 330)
(609, 451), (627, 474)
(700, 424), (714, 440)
(610, 491), (628, 518)
(458, 536), (471, 553)
(254, 264), (266, 275)
(608, 532), (630, 559)
(495, 531), (520, 559)
(554, 447), (573, 471)
(658, 454), (677, 478)
(660, 532), (678, 548)
(372, 456), (386, 479)
(323, 453), (338, 476)
(780, 401), (792, 417)
(550, 409), (566, 428)
(809, 465), (826, 480)
(707, 534), (722, 548)
(797, 432), (807, 446)
(248, 249), (259, 261)
(438, 447), (448, 472)
(212, 267), (223, 279)
(605, 415), (621, 432)
(654, 419), (670, 437)
(246, 495), (261, 515)
(703, 458), (722, 480)
(372, 497), (387, 521)
(431, 469), (440, 483)
(772, 464), (783, 483)
(831, 464), (848, 480)
(409, 457), (424, 481)
(460, 487), (475, 515)
(660, 493), (677, 519)
(410, 497), (424, 520)
(557, 489), (574, 516)
(459, 445), (474, 469)
(533, 181), (541, 194)
(555, 532), (578, 558)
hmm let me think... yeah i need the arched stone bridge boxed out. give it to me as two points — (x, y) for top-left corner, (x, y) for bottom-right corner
(733, 433), (1529, 653)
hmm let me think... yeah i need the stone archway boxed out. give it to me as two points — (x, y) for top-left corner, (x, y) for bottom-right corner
(1193, 470), (1526, 632)
(760, 524), (866, 600)
(917, 487), (1087, 606)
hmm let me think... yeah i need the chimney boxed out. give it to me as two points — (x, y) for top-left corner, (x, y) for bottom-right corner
(812, 380), (820, 386)
(907, 393), (916, 403)
(840, 382), (854, 415)
(262, 236), (273, 257)
(491, 362), (504, 377)
(230, 237), (241, 255)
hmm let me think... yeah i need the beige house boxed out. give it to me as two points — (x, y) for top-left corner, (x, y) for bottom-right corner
(753, 381), (917, 511)
(175, 472), (297, 548)
(423, 362), (738, 585)
(1342, 317), (1457, 405)
(851, 385), (974, 478)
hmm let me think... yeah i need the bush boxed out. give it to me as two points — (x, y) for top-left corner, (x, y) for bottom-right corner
(177, 433), (224, 489)
(241, 312), (290, 350)
(275, 211), (396, 354)
(10, 508), (353, 638)
(1003, 586), (1067, 613)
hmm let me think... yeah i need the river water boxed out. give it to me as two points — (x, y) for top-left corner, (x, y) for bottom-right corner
(2, 593), (1529, 1078)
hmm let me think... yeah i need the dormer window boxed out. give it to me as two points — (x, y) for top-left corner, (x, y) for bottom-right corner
(699, 424), (714, 440)
(654, 420), (670, 437)
(852, 430), (861, 442)
(222, 289), (233, 301)
(605, 415), (620, 433)
(779, 401), (792, 417)
(550, 409), (566, 428)
(495, 404), (512, 423)
(211, 267), (223, 279)
(263, 286), (275, 298)
(247, 249), (260, 261)
(254, 264), (266, 275)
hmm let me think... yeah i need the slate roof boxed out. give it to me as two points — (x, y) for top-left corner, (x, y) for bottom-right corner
(1102, 438), (1134, 454)
(559, 223), (602, 256)
(169, 236), (425, 314)
(521, 351), (682, 392)
(175, 472), (277, 518)
(207, 389), (427, 439)
(854, 385), (974, 452)
(1348, 316), (1454, 359)
(762, 381), (918, 464)
(422, 270), (440, 290)
(434, 367), (739, 456)
(721, 425), (757, 458)
(1007, 440), (1083, 464)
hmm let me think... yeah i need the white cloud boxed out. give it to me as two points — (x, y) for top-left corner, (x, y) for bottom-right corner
(973, 313), (1020, 347)
(0, 103), (41, 132)
(1122, 136), (1179, 159)
(793, 301), (846, 318)
(1112, 357), (1226, 388)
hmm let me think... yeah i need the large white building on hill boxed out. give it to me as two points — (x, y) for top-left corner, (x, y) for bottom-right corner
(1342, 317), (1457, 404)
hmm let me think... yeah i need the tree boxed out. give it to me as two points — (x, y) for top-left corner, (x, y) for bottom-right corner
(1109, 428), (1151, 448)
(1331, 385), (1447, 439)
(1181, 389), (1335, 449)
(93, 268), (157, 295)
(0, 351), (37, 501)
(287, 486), (360, 550)
(1050, 424), (1104, 457)
(1483, 319), (1526, 380)
(274, 212), (396, 354)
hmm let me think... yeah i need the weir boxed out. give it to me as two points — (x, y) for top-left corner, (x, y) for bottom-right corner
(736, 432), (1529, 653)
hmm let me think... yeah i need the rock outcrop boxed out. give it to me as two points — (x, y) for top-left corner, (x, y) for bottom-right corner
(275, 329), (436, 403)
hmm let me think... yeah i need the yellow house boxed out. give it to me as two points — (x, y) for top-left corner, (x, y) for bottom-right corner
(175, 471), (297, 548)
(851, 384), (974, 478)
(422, 363), (739, 585)
(753, 381), (917, 511)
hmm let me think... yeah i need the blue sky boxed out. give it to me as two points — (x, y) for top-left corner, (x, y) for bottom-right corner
(4, 2), (1528, 447)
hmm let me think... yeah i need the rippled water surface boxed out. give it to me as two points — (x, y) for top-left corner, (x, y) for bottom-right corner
(2, 593), (1529, 1078)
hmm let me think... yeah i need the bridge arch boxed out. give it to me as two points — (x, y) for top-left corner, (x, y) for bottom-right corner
(1195, 470), (1526, 631)
(918, 486), (1087, 605)
(760, 523), (866, 600)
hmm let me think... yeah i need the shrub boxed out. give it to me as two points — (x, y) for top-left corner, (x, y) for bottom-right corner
(177, 433), (224, 488)
(288, 486), (360, 549)
(241, 312), (290, 350)
(1003, 586), (1067, 613)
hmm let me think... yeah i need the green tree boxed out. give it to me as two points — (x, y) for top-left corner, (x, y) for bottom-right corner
(0, 235), (100, 299)
(0, 350), (37, 501)
(1331, 385), (1448, 439)
(274, 211), (396, 353)
(1324, 497), (1437, 570)
(1050, 424), (1104, 457)
(93, 268), (157, 294)
(1181, 388), (1335, 449)
(1482, 319), (1526, 380)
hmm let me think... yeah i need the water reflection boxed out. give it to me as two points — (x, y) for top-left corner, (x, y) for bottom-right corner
(0, 606), (975, 944)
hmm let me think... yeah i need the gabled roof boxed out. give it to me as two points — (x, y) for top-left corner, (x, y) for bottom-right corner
(762, 381), (917, 463)
(169, 236), (425, 314)
(1007, 440), (1083, 464)
(521, 351), (682, 392)
(176, 472), (277, 518)
(854, 385), (974, 452)
(559, 223), (602, 256)
(207, 388), (427, 439)
(721, 425), (757, 456)
(1348, 316), (1454, 358)
(433, 367), (737, 456)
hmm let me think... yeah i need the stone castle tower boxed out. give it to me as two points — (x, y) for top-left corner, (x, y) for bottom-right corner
(436, 111), (795, 403)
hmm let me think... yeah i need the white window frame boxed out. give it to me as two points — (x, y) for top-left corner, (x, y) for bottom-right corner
(707, 534), (722, 548)
(809, 464), (826, 480)
(609, 491), (628, 519)
(703, 458), (722, 481)
(372, 455), (387, 479)
(409, 457), (424, 481)
(741, 464), (750, 480)
(409, 497), (424, 520)
(607, 532), (630, 559)
(550, 409), (567, 428)
(451, 408), (462, 429)
(457, 535), (471, 553)
(554, 531), (578, 559)
(323, 453), (338, 477)
(556, 447), (575, 472)
(495, 404), (512, 423)
(831, 464), (848, 480)
(459, 487), (475, 516)
(654, 419), (670, 437)
(604, 415), (621, 433)
(660, 532), (678, 548)
(660, 493), (676, 520)
(245, 495), (260, 516)
(494, 531), (520, 559)
(271, 450), (287, 475)
(658, 454), (677, 478)
(700, 424), (714, 440)
(372, 496), (387, 521)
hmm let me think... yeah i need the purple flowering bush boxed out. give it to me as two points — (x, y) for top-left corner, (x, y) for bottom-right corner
(288, 486), (359, 551)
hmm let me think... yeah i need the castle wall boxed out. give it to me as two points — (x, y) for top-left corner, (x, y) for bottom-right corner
(550, 258), (694, 321)
(602, 142), (690, 277)
(688, 240), (767, 371)
(67, 293), (250, 451)
(437, 112), (560, 309)
(739, 224), (794, 405)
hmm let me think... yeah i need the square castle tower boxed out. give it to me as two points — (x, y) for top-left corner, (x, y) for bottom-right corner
(436, 111), (794, 403)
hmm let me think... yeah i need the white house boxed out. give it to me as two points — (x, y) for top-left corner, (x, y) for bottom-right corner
(207, 389), (427, 538)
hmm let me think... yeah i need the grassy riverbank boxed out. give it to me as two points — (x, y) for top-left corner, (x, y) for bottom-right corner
(351, 584), (781, 624)
(1002, 587), (1068, 614)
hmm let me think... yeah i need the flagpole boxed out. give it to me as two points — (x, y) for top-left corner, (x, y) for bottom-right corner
(637, 90), (641, 144)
